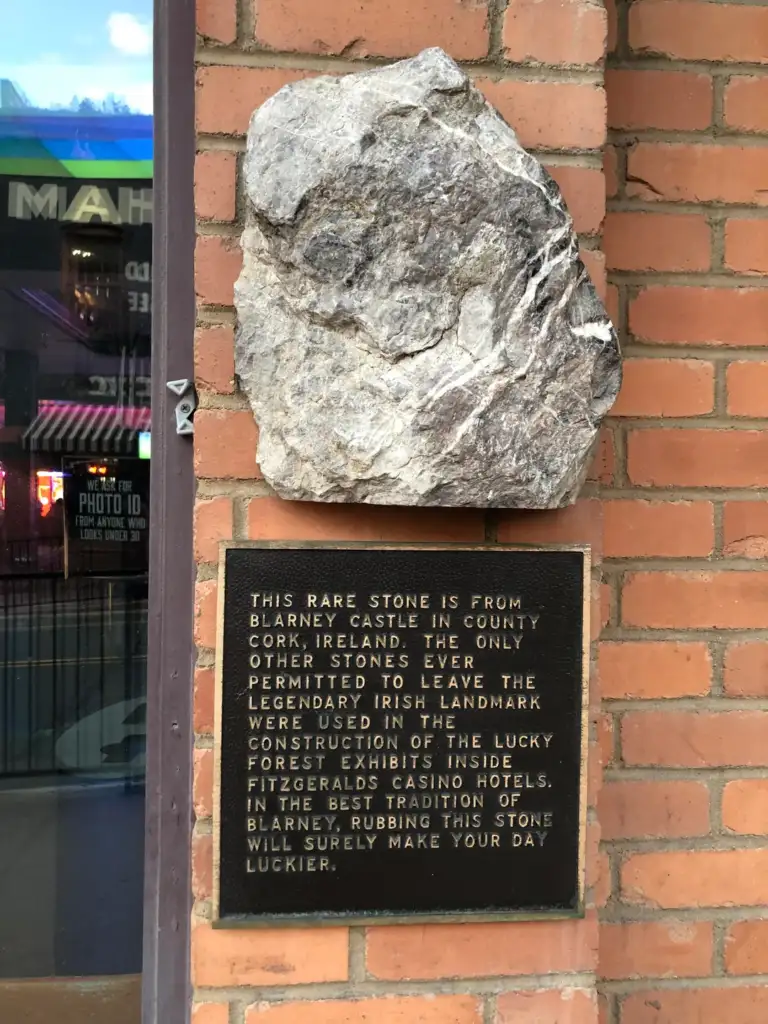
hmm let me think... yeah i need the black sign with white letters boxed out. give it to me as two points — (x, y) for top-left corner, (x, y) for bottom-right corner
(64, 461), (149, 546)
(216, 544), (588, 924)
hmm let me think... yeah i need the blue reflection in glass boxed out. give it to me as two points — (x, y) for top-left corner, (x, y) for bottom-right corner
(0, 1), (153, 115)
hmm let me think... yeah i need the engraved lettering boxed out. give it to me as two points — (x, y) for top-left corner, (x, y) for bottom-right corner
(219, 549), (585, 916)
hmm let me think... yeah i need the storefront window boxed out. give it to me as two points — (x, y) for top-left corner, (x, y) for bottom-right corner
(0, 5), (152, 1018)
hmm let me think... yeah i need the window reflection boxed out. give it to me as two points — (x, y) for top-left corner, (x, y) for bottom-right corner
(0, 49), (151, 1014)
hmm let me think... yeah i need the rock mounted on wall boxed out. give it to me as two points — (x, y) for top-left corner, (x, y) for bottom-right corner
(235, 48), (621, 508)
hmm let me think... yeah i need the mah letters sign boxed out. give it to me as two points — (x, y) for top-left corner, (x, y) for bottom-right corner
(214, 543), (589, 925)
(6, 180), (153, 225)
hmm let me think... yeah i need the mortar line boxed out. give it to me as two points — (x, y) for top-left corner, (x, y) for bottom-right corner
(194, 46), (604, 82)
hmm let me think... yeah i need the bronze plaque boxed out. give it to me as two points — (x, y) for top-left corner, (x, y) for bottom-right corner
(214, 542), (589, 925)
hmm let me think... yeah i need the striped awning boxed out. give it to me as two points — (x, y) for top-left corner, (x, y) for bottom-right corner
(22, 402), (151, 455)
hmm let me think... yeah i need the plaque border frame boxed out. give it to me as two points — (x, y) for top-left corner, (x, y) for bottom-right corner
(212, 540), (591, 928)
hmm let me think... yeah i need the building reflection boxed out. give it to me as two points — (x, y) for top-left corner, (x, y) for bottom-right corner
(0, 89), (151, 983)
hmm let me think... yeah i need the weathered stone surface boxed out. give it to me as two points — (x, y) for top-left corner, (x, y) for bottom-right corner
(235, 48), (620, 508)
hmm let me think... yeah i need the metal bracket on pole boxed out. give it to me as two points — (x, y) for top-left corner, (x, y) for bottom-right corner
(166, 379), (197, 436)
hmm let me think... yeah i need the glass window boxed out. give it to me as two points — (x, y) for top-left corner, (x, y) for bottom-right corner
(0, 4), (152, 1019)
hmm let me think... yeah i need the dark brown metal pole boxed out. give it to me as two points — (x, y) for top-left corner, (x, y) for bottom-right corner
(143, 0), (196, 1017)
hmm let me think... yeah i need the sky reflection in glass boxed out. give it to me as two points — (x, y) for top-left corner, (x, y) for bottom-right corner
(1, 1), (153, 113)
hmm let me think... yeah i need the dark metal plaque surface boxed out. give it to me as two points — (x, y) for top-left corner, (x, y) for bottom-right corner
(214, 543), (588, 925)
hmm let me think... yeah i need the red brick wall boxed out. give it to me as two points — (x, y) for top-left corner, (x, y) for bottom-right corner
(192, 0), (768, 1018)
(600, 1), (768, 1021)
(192, 2), (608, 1021)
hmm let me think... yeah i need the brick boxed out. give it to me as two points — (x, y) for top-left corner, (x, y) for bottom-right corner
(622, 988), (768, 1024)
(627, 143), (768, 206)
(729, 782), (768, 839)
(622, 849), (768, 908)
(194, 496), (233, 564)
(594, 848), (611, 908)
(246, 996), (482, 1024)
(576, 256), (607, 316)
(599, 641), (711, 699)
(725, 920), (768, 974)
(197, 67), (317, 136)
(599, 921), (713, 979)
(605, 212), (710, 272)
(254, 0), (490, 59)
(624, 572), (768, 630)
(195, 235), (241, 307)
(195, 410), (261, 480)
(603, 500), (714, 558)
(628, 430), (768, 488)
(726, 77), (768, 133)
(192, 831), (213, 901)
(498, 499), (602, 559)
(630, 0), (768, 63)
(193, 748), (213, 819)
(598, 713), (614, 765)
(366, 919), (594, 979)
(195, 151), (236, 222)
(192, 923), (348, 986)
(606, 69), (712, 131)
(593, 581), (607, 641)
(580, 248), (605, 300)
(724, 503), (768, 559)
(192, 1006), (229, 1024)
(724, 779), (768, 835)
(604, 146), (618, 198)
(600, 582), (612, 631)
(503, 0), (605, 66)
(194, 579), (218, 650)
(727, 361), (768, 417)
(725, 219), (768, 275)
(194, 666), (215, 734)
(197, 0), (236, 43)
(612, 359), (714, 418)
(476, 79), (606, 151)
(724, 642), (768, 697)
(585, 823), (602, 893)
(496, 989), (595, 1024)
(630, 287), (768, 347)
(599, 780), (711, 840)
(195, 325), (235, 394)
(587, 427), (615, 485)
(622, 711), (768, 767)
(248, 497), (484, 542)
(545, 165), (605, 235)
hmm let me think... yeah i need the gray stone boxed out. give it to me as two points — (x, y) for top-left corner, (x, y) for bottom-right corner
(235, 47), (621, 508)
